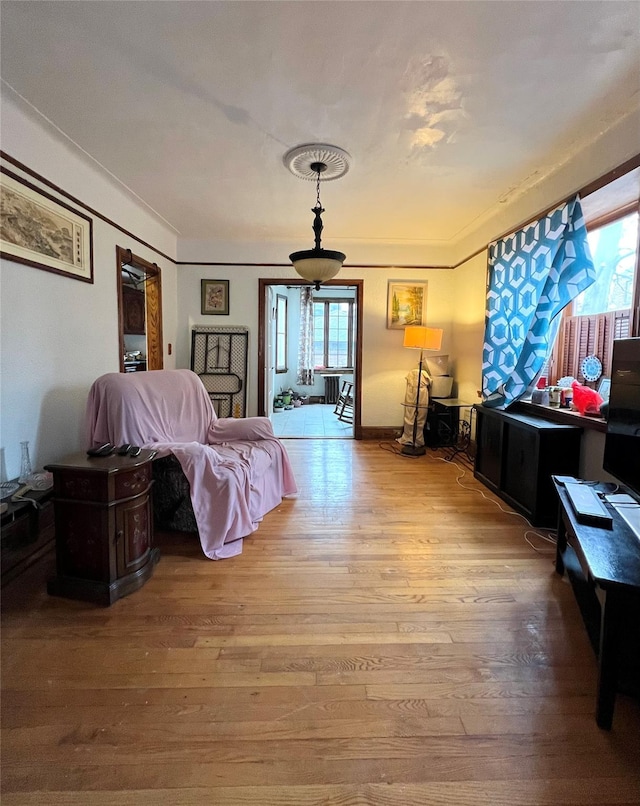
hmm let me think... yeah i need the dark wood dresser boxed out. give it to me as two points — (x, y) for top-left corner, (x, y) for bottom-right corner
(44, 450), (159, 606)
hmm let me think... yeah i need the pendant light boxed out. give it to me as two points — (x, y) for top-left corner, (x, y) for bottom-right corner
(284, 143), (350, 290)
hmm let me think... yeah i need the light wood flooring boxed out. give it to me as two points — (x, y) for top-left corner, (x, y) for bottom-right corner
(2, 440), (639, 805)
(271, 403), (353, 438)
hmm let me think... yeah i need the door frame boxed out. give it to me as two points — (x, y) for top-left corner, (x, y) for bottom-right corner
(257, 278), (364, 438)
(116, 246), (164, 372)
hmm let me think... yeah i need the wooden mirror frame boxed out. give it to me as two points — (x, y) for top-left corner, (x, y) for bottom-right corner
(116, 246), (164, 372)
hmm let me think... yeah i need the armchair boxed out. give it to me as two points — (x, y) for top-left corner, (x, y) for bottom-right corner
(86, 369), (297, 559)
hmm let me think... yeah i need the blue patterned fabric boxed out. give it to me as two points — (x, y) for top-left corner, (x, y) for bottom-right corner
(482, 195), (595, 409)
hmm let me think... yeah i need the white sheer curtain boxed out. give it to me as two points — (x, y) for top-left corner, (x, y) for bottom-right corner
(297, 286), (315, 385)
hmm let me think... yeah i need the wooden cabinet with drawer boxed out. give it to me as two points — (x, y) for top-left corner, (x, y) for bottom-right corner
(44, 450), (159, 606)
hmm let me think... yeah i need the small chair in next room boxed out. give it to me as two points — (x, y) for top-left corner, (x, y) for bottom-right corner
(334, 380), (354, 423)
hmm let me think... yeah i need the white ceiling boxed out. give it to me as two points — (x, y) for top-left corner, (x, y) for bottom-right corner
(1, 1), (639, 261)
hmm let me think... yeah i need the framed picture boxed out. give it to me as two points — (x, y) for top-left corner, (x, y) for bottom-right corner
(387, 280), (427, 329)
(597, 377), (611, 402)
(0, 168), (93, 283)
(201, 279), (229, 315)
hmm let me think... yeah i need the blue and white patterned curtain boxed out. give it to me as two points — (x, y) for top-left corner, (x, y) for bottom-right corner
(482, 195), (595, 409)
(297, 286), (315, 386)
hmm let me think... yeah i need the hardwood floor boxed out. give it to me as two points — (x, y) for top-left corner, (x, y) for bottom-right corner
(2, 440), (639, 805)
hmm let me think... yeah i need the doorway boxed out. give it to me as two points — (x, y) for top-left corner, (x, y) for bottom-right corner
(257, 278), (363, 438)
(116, 246), (164, 372)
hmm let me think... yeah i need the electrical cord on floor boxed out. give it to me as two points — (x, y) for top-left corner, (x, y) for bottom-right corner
(379, 438), (555, 553)
(427, 451), (558, 555)
(442, 450), (475, 471)
(377, 440), (419, 457)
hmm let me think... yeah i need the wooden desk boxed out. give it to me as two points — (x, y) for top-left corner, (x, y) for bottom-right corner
(553, 477), (640, 729)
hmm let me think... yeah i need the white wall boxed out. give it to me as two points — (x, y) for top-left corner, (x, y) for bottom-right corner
(449, 107), (640, 266)
(451, 251), (487, 405)
(2, 91), (633, 480)
(176, 256), (456, 428)
(0, 97), (178, 480)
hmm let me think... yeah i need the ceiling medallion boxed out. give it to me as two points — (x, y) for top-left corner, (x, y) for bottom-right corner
(283, 143), (351, 181)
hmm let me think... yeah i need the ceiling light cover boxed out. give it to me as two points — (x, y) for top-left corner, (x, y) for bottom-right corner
(289, 251), (346, 287)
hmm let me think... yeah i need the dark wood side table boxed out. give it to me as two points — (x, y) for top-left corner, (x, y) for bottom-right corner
(426, 398), (475, 457)
(553, 477), (640, 729)
(44, 450), (160, 606)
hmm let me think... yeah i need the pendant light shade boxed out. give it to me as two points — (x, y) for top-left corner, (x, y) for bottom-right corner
(284, 143), (350, 289)
(289, 249), (346, 290)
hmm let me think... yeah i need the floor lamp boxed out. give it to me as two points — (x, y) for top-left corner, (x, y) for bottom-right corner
(401, 326), (444, 456)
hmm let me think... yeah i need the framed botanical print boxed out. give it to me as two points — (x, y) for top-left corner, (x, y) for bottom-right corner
(201, 279), (230, 315)
(387, 280), (427, 329)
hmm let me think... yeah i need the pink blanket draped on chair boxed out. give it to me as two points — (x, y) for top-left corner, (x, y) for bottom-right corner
(85, 369), (297, 559)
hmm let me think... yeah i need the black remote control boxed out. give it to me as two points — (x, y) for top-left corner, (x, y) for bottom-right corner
(87, 442), (115, 457)
(117, 444), (132, 455)
(128, 446), (142, 457)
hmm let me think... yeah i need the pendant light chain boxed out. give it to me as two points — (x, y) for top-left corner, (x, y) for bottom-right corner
(287, 146), (347, 289)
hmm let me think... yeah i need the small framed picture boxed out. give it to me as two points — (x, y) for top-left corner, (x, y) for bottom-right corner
(387, 280), (427, 329)
(201, 279), (229, 315)
(597, 377), (611, 402)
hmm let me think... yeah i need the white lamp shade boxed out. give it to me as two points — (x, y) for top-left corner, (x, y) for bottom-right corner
(403, 326), (443, 351)
(290, 251), (345, 285)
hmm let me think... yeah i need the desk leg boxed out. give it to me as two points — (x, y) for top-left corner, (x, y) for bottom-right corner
(596, 589), (620, 730)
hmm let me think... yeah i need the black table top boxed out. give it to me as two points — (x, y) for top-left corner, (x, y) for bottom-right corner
(554, 478), (640, 591)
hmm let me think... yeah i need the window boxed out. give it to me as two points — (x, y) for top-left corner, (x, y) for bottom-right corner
(275, 294), (287, 373)
(550, 208), (639, 385)
(575, 212), (637, 317)
(313, 297), (355, 369)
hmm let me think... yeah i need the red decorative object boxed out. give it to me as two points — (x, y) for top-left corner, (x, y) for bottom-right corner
(571, 381), (603, 416)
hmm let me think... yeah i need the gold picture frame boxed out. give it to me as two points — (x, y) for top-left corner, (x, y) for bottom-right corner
(387, 280), (427, 329)
(201, 279), (230, 315)
(0, 168), (93, 283)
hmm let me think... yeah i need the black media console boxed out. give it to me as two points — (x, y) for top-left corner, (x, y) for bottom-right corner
(474, 406), (582, 526)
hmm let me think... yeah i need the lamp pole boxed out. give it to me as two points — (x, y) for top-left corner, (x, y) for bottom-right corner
(402, 346), (427, 457)
(400, 326), (443, 457)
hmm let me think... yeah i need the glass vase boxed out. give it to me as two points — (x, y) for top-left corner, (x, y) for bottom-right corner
(18, 441), (32, 484)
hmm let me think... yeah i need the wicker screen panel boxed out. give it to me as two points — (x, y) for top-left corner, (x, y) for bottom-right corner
(191, 326), (249, 418)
